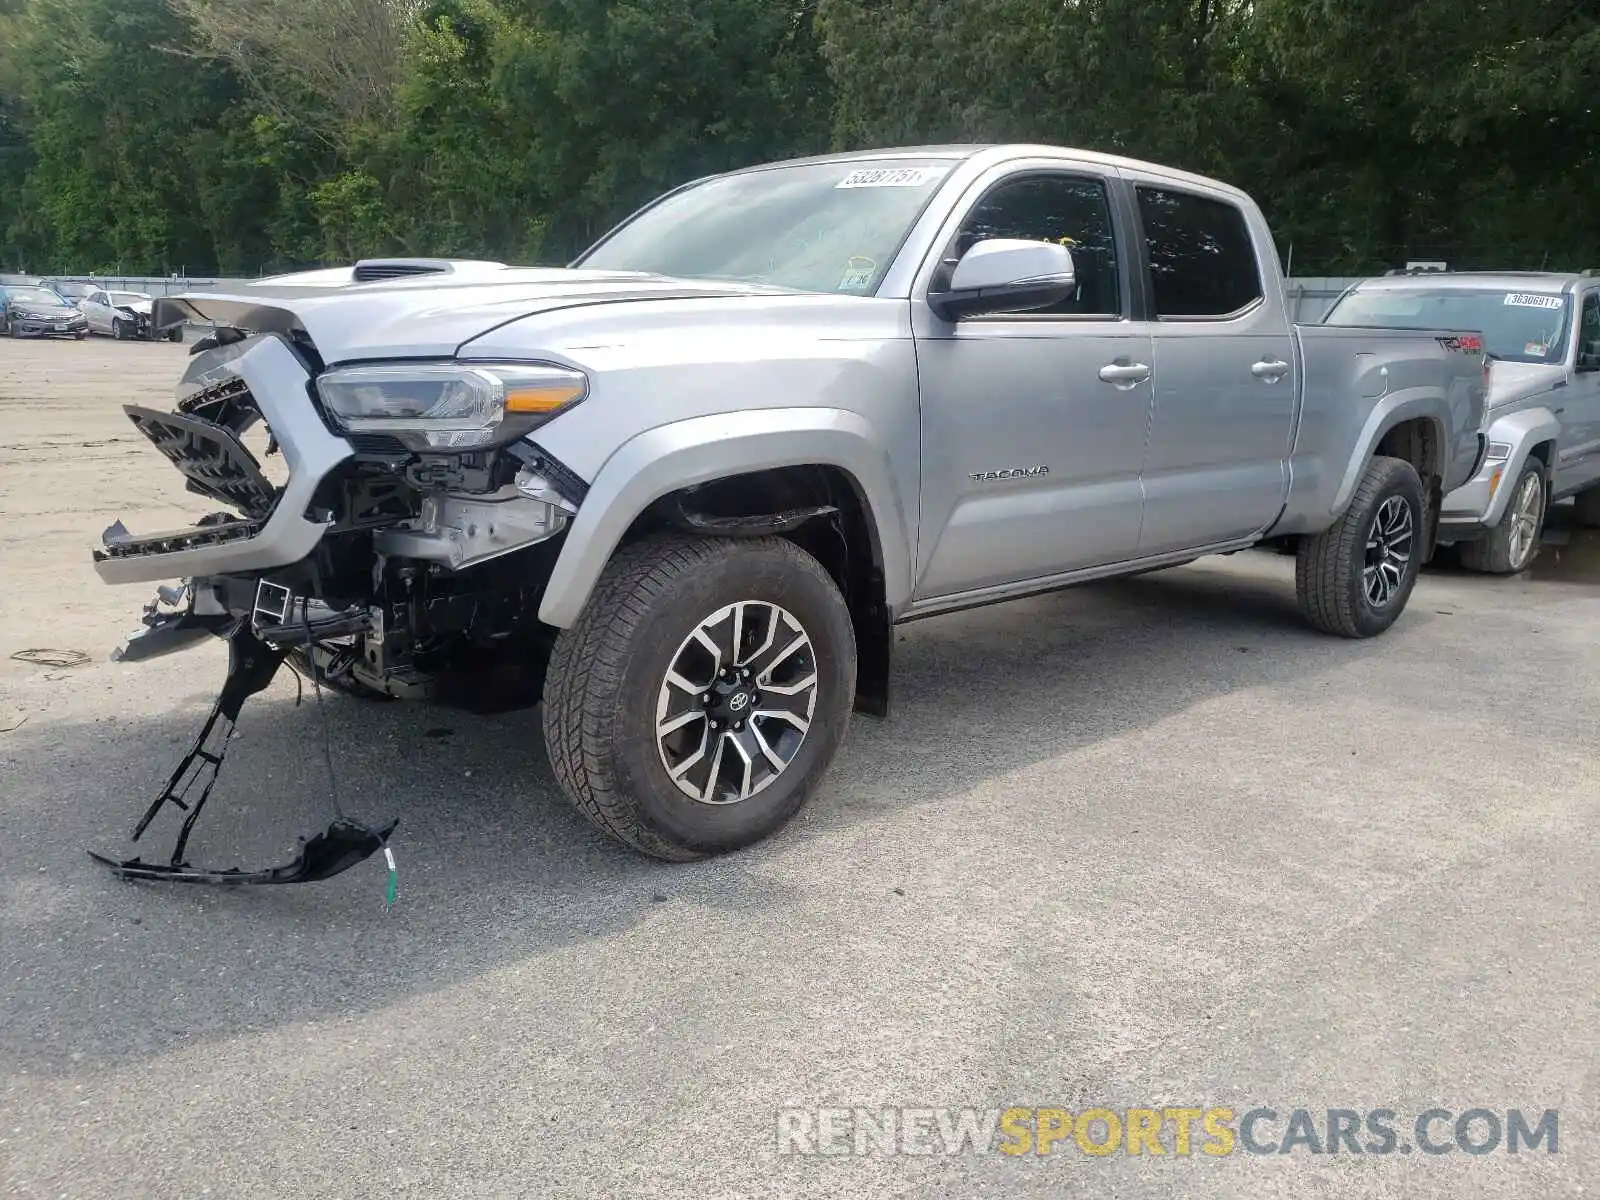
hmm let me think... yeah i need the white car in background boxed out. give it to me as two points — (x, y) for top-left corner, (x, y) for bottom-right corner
(78, 287), (182, 341)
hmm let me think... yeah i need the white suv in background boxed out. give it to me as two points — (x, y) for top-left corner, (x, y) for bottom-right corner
(1325, 272), (1600, 573)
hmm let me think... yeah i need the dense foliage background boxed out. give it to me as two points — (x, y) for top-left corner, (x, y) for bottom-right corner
(1, 0), (1596, 276)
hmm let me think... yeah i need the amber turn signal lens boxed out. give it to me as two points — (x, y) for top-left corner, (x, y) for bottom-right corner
(505, 385), (585, 414)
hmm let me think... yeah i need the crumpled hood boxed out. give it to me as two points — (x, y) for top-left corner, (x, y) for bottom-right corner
(116, 298), (154, 316)
(1487, 360), (1566, 411)
(153, 263), (795, 364)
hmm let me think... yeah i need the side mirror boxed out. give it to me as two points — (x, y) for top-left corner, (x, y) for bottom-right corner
(1578, 340), (1600, 372)
(928, 238), (1076, 321)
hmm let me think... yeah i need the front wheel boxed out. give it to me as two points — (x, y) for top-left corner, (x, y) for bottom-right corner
(111, 318), (127, 341)
(1296, 455), (1425, 638)
(543, 534), (857, 861)
(1460, 463), (1545, 574)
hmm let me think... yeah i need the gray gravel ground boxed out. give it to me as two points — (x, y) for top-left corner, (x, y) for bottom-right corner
(1, 338), (1597, 1198)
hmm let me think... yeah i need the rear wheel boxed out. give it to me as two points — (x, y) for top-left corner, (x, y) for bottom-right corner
(1460, 463), (1545, 574)
(543, 534), (856, 861)
(1296, 455), (1425, 638)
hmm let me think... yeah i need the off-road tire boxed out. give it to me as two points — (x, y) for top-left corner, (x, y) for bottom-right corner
(1574, 485), (1600, 529)
(1296, 455), (1425, 638)
(543, 534), (857, 861)
(1460, 462), (1545, 574)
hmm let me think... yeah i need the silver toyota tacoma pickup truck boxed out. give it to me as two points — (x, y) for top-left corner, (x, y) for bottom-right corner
(1325, 271), (1600, 573)
(87, 144), (1488, 883)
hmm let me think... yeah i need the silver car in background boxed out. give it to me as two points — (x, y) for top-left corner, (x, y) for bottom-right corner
(78, 287), (183, 341)
(0, 283), (88, 339)
(1325, 272), (1600, 572)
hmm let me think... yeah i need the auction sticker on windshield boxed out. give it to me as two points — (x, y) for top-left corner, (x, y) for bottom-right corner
(1504, 293), (1564, 309)
(836, 166), (949, 189)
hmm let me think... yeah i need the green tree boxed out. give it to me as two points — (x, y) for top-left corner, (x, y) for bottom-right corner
(495, 0), (834, 258)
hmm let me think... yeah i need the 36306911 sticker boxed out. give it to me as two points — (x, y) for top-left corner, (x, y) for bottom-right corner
(835, 166), (949, 189)
(1503, 292), (1564, 310)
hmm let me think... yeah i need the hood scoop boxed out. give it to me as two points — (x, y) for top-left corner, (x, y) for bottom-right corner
(352, 259), (460, 282)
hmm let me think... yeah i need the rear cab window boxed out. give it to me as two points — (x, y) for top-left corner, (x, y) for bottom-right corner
(1135, 186), (1263, 319)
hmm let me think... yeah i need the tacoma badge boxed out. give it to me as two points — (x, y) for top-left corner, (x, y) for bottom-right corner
(969, 466), (1050, 483)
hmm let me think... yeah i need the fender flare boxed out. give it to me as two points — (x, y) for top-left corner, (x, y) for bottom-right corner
(536, 407), (914, 628)
(1329, 389), (1450, 519)
(1480, 405), (1562, 527)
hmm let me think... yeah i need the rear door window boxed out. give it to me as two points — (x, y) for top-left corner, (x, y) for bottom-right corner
(1136, 187), (1262, 318)
(1580, 292), (1600, 367)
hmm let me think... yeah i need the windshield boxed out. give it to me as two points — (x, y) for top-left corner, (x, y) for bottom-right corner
(1325, 286), (1572, 364)
(576, 159), (958, 294)
(109, 292), (148, 307)
(6, 287), (66, 307)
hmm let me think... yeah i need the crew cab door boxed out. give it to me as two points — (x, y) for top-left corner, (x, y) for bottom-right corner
(909, 162), (1154, 599)
(1121, 177), (1298, 555)
(1559, 287), (1600, 495)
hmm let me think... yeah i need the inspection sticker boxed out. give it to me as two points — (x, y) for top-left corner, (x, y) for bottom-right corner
(839, 256), (877, 291)
(836, 166), (948, 189)
(1504, 293), (1563, 309)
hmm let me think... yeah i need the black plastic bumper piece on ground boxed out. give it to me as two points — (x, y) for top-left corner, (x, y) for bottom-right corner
(88, 818), (399, 885)
(88, 623), (398, 887)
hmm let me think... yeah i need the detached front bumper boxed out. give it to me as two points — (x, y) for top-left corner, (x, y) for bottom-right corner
(92, 335), (354, 585)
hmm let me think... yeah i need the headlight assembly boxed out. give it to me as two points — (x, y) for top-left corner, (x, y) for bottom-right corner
(315, 361), (588, 451)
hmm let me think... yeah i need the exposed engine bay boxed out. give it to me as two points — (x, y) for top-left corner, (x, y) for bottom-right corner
(90, 325), (591, 886)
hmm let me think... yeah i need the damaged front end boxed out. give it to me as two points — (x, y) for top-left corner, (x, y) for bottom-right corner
(91, 327), (587, 884)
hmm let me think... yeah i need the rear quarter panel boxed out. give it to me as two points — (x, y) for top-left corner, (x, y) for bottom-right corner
(1271, 325), (1486, 534)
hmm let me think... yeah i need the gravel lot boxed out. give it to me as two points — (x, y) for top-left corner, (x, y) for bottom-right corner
(2, 336), (1597, 1198)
